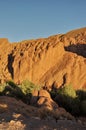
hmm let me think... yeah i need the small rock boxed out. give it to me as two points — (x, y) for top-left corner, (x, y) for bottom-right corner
(77, 119), (82, 124)
(59, 116), (64, 120)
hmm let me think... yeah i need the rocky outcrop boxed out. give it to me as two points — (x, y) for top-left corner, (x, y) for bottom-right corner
(0, 27), (86, 89)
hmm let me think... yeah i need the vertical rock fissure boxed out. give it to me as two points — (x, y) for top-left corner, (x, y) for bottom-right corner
(8, 53), (14, 79)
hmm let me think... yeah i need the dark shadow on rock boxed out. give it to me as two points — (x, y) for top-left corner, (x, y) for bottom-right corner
(8, 53), (14, 79)
(64, 44), (86, 58)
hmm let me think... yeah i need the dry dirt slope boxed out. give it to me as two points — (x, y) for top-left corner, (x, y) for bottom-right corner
(0, 96), (86, 130)
(0, 27), (86, 89)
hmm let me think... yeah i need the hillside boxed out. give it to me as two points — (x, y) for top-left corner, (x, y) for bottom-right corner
(0, 27), (86, 90)
(0, 27), (86, 130)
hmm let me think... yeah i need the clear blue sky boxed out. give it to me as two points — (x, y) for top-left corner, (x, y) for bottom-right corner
(0, 0), (86, 42)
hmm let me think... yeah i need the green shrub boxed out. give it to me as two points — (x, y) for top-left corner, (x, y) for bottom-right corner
(80, 100), (86, 115)
(6, 80), (18, 89)
(18, 80), (41, 104)
(76, 89), (86, 100)
(19, 80), (40, 95)
(58, 84), (76, 98)
(56, 84), (80, 115)
(1, 80), (24, 98)
(0, 80), (41, 105)
(0, 83), (7, 93)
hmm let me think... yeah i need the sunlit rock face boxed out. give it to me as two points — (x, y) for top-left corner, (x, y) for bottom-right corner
(0, 27), (86, 90)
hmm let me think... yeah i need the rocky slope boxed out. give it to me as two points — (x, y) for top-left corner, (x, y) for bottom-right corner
(0, 94), (86, 130)
(0, 27), (86, 89)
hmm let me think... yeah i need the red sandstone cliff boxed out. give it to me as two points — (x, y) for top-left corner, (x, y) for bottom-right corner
(0, 27), (86, 89)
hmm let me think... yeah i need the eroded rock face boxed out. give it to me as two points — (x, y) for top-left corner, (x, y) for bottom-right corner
(0, 27), (86, 89)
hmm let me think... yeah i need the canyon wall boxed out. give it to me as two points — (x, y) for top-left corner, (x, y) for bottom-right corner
(0, 27), (86, 89)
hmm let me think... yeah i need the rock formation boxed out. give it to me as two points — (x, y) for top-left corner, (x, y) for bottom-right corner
(0, 27), (86, 89)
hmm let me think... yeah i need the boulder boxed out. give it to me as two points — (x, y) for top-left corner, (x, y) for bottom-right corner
(38, 89), (51, 98)
(37, 97), (58, 110)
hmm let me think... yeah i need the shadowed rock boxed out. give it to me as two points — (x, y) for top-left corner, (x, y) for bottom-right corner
(65, 44), (86, 58)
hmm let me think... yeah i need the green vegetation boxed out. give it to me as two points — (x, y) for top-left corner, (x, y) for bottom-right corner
(0, 80), (86, 116)
(77, 89), (86, 115)
(0, 80), (40, 104)
(0, 80), (24, 99)
(80, 100), (86, 114)
(58, 84), (76, 98)
(0, 82), (7, 93)
(51, 84), (86, 116)
(56, 85), (80, 115)
(18, 80), (40, 104)
(19, 80), (40, 95)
